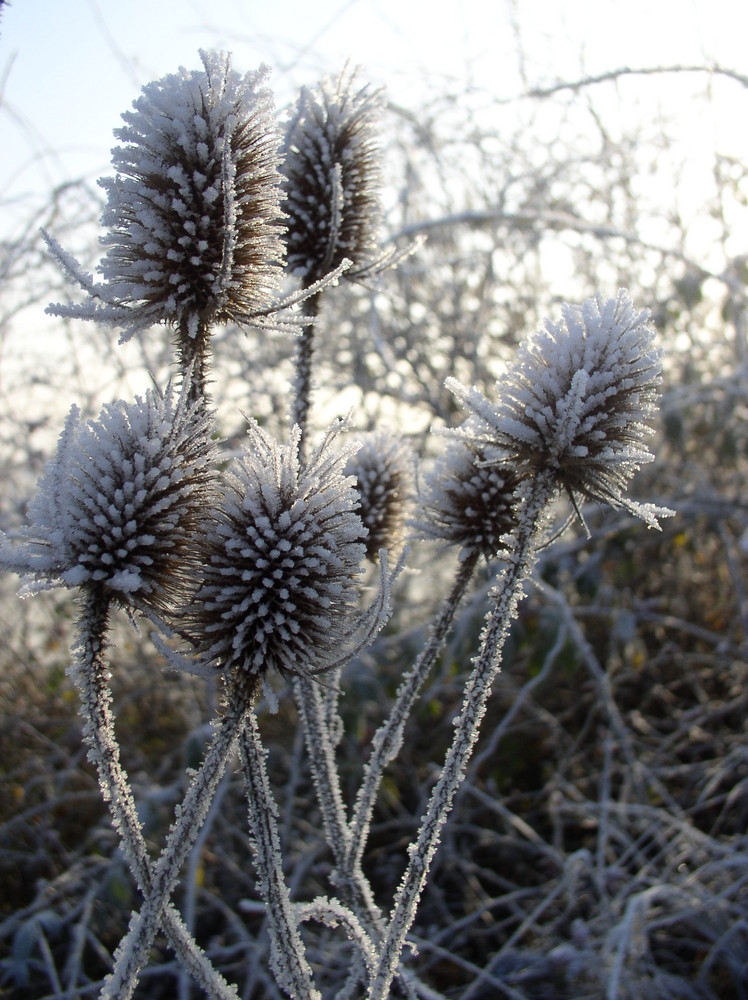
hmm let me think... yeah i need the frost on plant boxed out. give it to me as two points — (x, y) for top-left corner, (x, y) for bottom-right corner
(446, 290), (672, 527)
(179, 421), (367, 678)
(1, 381), (216, 615)
(281, 67), (384, 285)
(412, 431), (520, 561)
(1, 44), (689, 1000)
(46, 51), (286, 344)
(345, 430), (415, 561)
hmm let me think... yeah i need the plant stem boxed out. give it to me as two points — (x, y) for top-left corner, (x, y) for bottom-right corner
(348, 550), (479, 872)
(367, 474), (555, 999)
(71, 588), (240, 1000)
(290, 292), (321, 463)
(240, 711), (321, 999)
(177, 315), (211, 407)
(103, 673), (257, 1000)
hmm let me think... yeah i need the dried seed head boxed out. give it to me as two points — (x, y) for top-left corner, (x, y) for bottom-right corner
(447, 290), (670, 527)
(281, 68), (383, 285)
(3, 383), (216, 613)
(47, 51), (286, 344)
(182, 422), (367, 677)
(345, 431), (415, 561)
(412, 435), (519, 560)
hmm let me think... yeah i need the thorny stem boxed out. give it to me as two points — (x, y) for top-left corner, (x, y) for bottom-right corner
(103, 672), (258, 1000)
(71, 588), (240, 1000)
(290, 292), (321, 462)
(367, 473), (556, 999)
(240, 711), (321, 999)
(348, 550), (480, 872)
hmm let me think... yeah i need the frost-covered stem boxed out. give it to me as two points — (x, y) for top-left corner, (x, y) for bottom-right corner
(177, 315), (211, 406)
(367, 473), (555, 1000)
(294, 676), (383, 935)
(294, 675), (353, 864)
(296, 897), (379, 983)
(103, 674), (257, 1000)
(240, 712), (321, 1000)
(348, 550), (480, 871)
(71, 589), (239, 1000)
(290, 293), (321, 462)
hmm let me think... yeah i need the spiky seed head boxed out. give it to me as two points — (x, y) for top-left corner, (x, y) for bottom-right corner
(412, 436), (520, 560)
(48, 51), (286, 345)
(345, 431), (415, 561)
(181, 422), (367, 677)
(281, 68), (383, 285)
(446, 290), (669, 527)
(2, 383), (216, 613)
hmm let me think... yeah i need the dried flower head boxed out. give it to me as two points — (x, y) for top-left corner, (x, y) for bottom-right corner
(412, 435), (520, 560)
(446, 290), (670, 527)
(345, 431), (415, 561)
(181, 422), (367, 678)
(281, 68), (383, 285)
(46, 51), (286, 344)
(1, 382), (216, 613)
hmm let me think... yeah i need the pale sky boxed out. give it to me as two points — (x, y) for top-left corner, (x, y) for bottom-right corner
(2, 0), (747, 215)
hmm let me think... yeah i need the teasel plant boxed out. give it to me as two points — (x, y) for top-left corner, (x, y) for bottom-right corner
(1, 43), (676, 1000)
(281, 66), (417, 461)
(4, 50), (378, 1000)
(43, 50), (343, 407)
(279, 68), (425, 983)
(0, 382), (245, 1000)
(366, 289), (675, 999)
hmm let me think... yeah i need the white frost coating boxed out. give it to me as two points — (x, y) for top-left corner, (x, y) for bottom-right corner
(445, 289), (674, 528)
(281, 66), (410, 284)
(181, 419), (369, 678)
(240, 714), (321, 999)
(1, 380), (215, 613)
(45, 50), (286, 341)
(70, 592), (241, 1000)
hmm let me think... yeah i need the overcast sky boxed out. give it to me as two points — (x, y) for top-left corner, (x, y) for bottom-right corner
(2, 0), (746, 212)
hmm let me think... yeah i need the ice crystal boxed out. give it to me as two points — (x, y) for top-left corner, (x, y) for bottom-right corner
(345, 431), (415, 561)
(181, 421), (367, 677)
(446, 290), (670, 526)
(46, 51), (286, 342)
(281, 68), (383, 284)
(2, 382), (216, 612)
(412, 434), (520, 560)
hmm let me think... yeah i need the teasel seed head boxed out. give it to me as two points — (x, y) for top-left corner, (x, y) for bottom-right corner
(2, 381), (217, 615)
(181, 421), (367, 678)
(412, 434), (520, 561)
(46, 51), (286, 359)
(446, 290), (672, 528)
(281, 67), (384, 286)
(345, 431), (415, 561)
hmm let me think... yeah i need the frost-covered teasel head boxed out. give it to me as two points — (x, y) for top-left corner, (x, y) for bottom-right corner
(181, 421), (367, 678)
(46, 51), (286, 346)
(412, 435), (520, 561)
(446, 290), (670, 527)
(281, 68), (384, 285)
(2, 383), (216, 613)
(345, 431), (415, 561)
